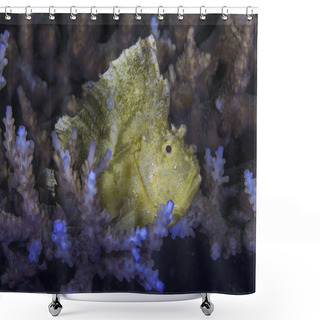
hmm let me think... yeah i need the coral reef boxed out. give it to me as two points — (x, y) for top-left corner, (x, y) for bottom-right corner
(169, 146), (255, 260)
(0, 14), (257, 293)
(167, 16), (256, 155)
(150, 16), (176, 73)
(0, 104), (177, 292)
(169, 27), (211, 122)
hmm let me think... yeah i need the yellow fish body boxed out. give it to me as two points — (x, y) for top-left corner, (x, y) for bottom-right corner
(55, 35), (201, 229)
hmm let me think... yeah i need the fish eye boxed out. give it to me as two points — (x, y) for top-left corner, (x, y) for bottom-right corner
(166, 145), (172, 153)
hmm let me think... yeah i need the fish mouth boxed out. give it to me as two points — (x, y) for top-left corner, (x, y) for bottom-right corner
(133, 150), (201, 225)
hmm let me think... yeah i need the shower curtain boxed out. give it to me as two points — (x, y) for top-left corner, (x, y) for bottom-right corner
(0, 11), (257, 295)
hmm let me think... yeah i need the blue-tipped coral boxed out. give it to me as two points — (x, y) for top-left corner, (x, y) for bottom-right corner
(244, 169), (256, 212)
(52, 220), (69, 250)
(0, 110), (178, 292)
(28, 240), (42, 264)
(169, 145), (256, 260)
(169, 146), (229, 260)
(0, 30), (9, 90)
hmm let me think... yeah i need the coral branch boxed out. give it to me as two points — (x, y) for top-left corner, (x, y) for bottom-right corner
(0, 127), (8, 184)
(51, 130), (80, 218)
(17, 86), (51, 170)
(150, 16), (176, 72)
(1, 115), (55, 287)
(169, 146), (255, 260)
(242, 169), (256, 253)
(2, 36), (182, 292)
(15, 126), (42, 221)
(0, 210), (29, 243)
(27, 240), (42, 263)
(0, 30), (9, 90)
(152, 200), (174, 238)
(3, 106), (17, 167)
(3, 107), (41, 222)
(1, 244), (37, 288)
(176, 27), (211, 90)
(204, 146), (229, 205)
(169, 213), (196, 240)
(51, 219), (73, 266)
(135, 256), (164, 292)
(244, 170), (256, 212)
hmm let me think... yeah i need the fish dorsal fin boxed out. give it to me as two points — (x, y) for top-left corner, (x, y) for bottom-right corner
(55, 35), (170, 165)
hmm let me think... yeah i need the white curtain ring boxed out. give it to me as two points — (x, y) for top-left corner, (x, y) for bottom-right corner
(135, 6), (142, 20)
(246, 6), (253, 21)
(200, 6), (207, 20)
(25, 6), (32, 20)
(70, 6), (77, 20)
(90, 6), (97, 21)
(49, 6), (55, 20)
(5, 6), (12, 20)
(157, 6), (164, 21)
(221, 6), (228, 21)
(113, 6), (120, 20)
(177, 6), (184, 21)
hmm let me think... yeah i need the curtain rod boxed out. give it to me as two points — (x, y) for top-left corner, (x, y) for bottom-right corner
(0, 6), (258, 15)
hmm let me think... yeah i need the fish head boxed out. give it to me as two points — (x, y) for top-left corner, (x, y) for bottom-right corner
(136, 124), (201, 226)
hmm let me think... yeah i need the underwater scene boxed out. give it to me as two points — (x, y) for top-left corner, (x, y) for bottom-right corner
(0, 14), (257, 294)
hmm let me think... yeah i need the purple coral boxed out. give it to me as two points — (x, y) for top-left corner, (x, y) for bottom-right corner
(244, 169), (256, 212)
(51, 219), (72, 266)
(50, 130), (167, 292)
(135, 262), (164, 293)
(16, 126), (35, 181)
(3, 106), (16, 160)
(130, 226), (148, 263)
(16, 126), (34, 166)
(84, 170), (97, 204)
(0, 30), (9, 90)
(103, 225), (148, 258)
(3, 110), (41, 221)
(210, 242), (221, 261)
(51, 130), (61, 152)
(28, 240), (42, 263)
(51, 219), (69, 251)
(189, 147), (256, 259)
(151, 16), (160, 38)
(176, 146), (241, 261)
(152, 200), (174, 237)
(101, 201), (174, 292)
(169, 215), (196, 240)
(205, 146), (229, 184)
(61, 150), (72, 180)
